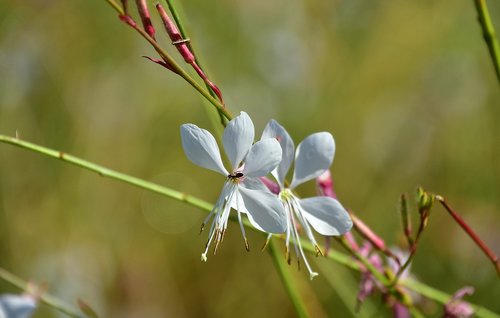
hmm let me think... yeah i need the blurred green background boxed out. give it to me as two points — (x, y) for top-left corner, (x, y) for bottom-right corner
(1, 0), (499, 317)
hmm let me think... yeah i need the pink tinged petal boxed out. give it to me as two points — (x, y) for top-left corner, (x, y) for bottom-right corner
(262, 119), (295, 187)
(444, 287), (475, 318)
(223, 112), (254, 171)
(290, 132), (335, 189)
(299, 196), (352, 236)
(243, 139), (282, 177)
(180, 124), (228, 175)
(238, 186), (286, 233)
(241, 177), (270, 192)
(0, 294), (37, 318)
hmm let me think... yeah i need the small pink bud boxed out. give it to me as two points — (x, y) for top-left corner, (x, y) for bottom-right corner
(135, 0), (155, 39)
(259, 177), (280, 195)
(317, 170), (337, 199)
(156, 4), (195, 63)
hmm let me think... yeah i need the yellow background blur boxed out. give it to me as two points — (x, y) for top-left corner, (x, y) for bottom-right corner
(0, 0), (499, 317)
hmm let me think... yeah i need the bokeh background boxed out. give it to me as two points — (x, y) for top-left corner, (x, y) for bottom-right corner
(1, 0), (499, 317)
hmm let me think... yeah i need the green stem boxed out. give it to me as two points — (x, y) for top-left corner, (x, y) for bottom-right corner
(104, 1), (232, 121)
(1, 134), (498, 318)
(104, 0), (124, 14)
(473, 0), (500, 83)
(163, 0), (227, 125)
(268, 240), (309, 318)
(0, 135), (212, 213)
(0, 267), (86, 318)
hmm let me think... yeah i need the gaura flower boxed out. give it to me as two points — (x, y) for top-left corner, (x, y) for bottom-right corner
(181, 112), (287, 261)
(261, 120), (353, 279)
(0, 293), (37, 318)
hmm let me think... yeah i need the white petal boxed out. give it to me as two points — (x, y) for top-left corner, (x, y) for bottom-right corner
(290, 132), (335, 189)
(230, 178), (270, 215)
(261, 120), (295, 186)
(180, 124), (228, 175)
(0, 294), (37, 318)
(299, 196), (352, 236)
(242, 139), (282, 177)
(238, 186), (286, 233)
(223, 112), (254, 171)
(241, 177), (271, 192)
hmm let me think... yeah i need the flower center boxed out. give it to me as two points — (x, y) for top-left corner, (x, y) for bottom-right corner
(279, 188), (293, 201)
(227, 172), (244, 183)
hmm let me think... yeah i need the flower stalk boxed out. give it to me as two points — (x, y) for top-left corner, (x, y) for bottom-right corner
(436, 195), (500, 277)
(473, 0), (500, 83)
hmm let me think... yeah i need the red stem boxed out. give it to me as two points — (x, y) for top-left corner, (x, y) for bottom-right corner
(436, 196), (500, 277)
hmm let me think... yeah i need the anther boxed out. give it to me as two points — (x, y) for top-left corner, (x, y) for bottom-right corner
(244, 238), (250, 252)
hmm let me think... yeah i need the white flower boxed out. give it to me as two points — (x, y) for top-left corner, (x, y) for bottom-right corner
(0, 293), (37, 318)
(262, 120), (353, 279)
(181, 112), (287, 261)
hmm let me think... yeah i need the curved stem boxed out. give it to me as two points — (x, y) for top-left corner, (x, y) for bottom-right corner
(473, 0), (500, 83)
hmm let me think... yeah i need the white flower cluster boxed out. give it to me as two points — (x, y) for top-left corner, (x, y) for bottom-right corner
(181, 112), (353, 279)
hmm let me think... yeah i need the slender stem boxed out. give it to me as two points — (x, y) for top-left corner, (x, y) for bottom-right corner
(473, 0), (500, 83)
(400, 193), (413, 247)
(392, 209), (427, 285)
(1, 134), (498, 316)
(104, 2), (232, 121)
(0, 135), (213, 213)
(268, 240), (309, 318)
(125, 18), (232, 121)
(0, 268), (86, 318)
(104, 0), (124, 14)
(163, 0), (227, 125)
(436, 195), (500, 276)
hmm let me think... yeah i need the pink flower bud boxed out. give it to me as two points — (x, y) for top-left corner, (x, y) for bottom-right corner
(156, 4), (195, 64)
(317, 170), (337, 199)
(135, 0), (155, 39)
(119, 14), (137, 28)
